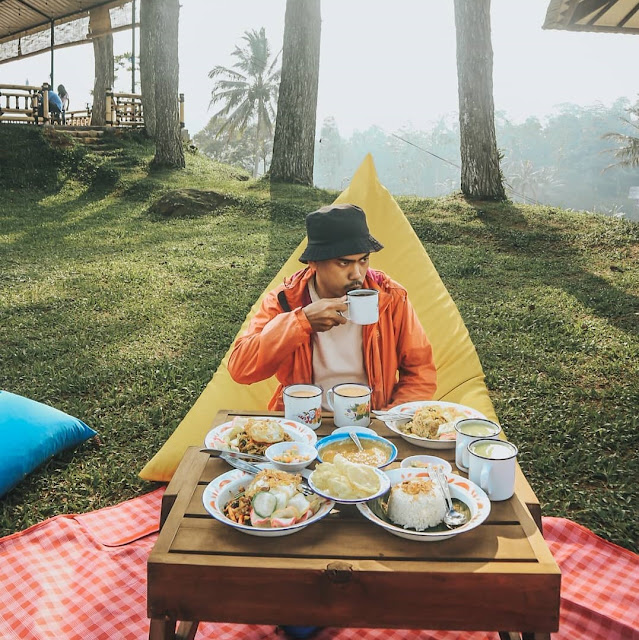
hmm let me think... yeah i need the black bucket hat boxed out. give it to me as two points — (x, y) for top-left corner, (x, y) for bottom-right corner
(299, 203), (383, 263)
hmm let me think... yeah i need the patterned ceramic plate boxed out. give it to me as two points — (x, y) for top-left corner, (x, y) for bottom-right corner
(202, 468), (334, 537)
(381, 401), (487, 450)
(204, 416), (318, 451)
(357, 467), (491, 542)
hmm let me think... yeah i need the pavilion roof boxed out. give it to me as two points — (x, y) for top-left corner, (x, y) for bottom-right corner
(0, 0), (132, 63)
(544, 0), (639, 34)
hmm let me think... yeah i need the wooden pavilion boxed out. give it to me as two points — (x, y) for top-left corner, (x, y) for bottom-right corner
(544, 0), (639, 34)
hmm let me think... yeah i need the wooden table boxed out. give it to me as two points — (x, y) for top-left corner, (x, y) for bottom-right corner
(147, 410), (561, 640)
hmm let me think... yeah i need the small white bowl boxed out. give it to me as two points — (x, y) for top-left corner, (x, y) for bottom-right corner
(264, 441), (318, 472)
(400, 455), (452, 474)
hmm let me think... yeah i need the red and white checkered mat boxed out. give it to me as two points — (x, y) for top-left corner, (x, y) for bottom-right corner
(1, 489), (637, 640)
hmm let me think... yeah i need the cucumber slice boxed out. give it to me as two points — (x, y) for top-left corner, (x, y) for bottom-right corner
(252, 491), (277, 518)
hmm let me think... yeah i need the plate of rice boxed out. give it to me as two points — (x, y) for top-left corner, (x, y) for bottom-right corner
(381, 401), (487, 449)
(356, 467), (490, 541)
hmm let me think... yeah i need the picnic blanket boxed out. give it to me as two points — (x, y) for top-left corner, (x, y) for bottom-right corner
(1, 489), (637, 639)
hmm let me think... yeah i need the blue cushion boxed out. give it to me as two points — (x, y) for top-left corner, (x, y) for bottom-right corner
(0, 390), (97, 497)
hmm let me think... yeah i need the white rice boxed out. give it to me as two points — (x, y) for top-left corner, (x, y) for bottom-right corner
(387, 479), (446, 530)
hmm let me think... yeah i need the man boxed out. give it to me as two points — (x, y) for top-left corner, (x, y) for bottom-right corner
(228, 203), (437, 410)
(38, 89), (63, 123)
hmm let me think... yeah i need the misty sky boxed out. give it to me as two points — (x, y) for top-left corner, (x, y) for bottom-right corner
(2, 0), (637, 136)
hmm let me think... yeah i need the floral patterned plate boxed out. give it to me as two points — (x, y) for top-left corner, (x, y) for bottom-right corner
(204, 417), (317, 451)
(357, 467), (491, 541)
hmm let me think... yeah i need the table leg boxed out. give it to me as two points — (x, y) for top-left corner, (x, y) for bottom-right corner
(498, 633), (552, 640)
(149, 617), (176, 640)
(176, 621), (199, 640)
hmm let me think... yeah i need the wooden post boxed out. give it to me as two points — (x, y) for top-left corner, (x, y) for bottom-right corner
(50, 21), (55, 88)
(179, 93), (184, 128)
(131, 0), (137, 93)
(41, 83), (50, 124)
(106, 90), (113, 126)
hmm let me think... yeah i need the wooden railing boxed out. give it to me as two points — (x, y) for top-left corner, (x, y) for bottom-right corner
(1, 85), (184, 129)
(0, 84), (41, 123)
(66, 107), (92, 127)
(106, 91), (185, 128)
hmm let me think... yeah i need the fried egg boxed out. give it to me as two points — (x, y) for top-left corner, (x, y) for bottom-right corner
(245, 418), (286, 444)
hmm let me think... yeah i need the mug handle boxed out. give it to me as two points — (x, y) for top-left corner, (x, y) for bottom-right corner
(341, 299), (350, 321)
(326, 388), (335, 410)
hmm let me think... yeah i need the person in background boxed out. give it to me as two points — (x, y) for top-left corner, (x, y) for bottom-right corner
(228, 203), (437, 413)
(57, 84), (70, 124)
(38, 88), (63, 124)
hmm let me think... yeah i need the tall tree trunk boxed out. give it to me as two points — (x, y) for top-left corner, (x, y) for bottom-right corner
(270, 0), (321, 185)
(454, 0), (505, 200)
(150, 0), (185, 168)
(90, 6), (114, 127)
(139, 0), (156, 138)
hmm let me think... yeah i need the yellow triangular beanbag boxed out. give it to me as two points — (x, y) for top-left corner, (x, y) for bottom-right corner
(140, 154), (497, 482)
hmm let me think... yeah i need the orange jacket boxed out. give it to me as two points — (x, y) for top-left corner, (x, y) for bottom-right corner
(227, 267), (437, 411)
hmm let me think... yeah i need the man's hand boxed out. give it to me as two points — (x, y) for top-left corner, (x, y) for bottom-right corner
(303, 298), (348, 333)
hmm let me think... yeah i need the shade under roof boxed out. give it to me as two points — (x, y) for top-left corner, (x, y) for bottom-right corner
(544, 0), (639, 34)
(0, 0), (128, 44)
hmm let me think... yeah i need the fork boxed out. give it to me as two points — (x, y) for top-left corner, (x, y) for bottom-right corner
(222, 453), (314, 497)
(372, 409), (416, 421)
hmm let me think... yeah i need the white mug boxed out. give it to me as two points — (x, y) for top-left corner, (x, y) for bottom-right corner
(283, 384), (323, 430)
(468, 438), (518, 501)
(326, 383), (372, 428)
(454, 418), (501, 472)
(344, 289), (378, 325)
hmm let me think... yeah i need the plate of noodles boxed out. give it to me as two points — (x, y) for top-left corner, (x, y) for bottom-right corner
(381, 401), (487, 449)
(357, 467), (490, 542)
(204, 416), (317, 456)
(203, 467), (334, 537)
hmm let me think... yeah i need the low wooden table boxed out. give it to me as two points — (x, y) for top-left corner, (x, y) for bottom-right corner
(148, 410), (560, 640)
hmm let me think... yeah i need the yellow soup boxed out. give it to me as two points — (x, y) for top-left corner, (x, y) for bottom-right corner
(320, 439), (390, 466)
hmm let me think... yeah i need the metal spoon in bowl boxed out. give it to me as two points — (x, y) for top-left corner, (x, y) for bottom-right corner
(349, 431), (364, 452)
(433, 467), (468, 528)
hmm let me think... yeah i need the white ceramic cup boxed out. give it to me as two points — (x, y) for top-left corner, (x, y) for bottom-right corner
(344, 289), (378, 325)
(326, 383), (372, 428)
(468, 438), (518, 501)
(283, 384), (323, 430)
(454, 418), (502, 472)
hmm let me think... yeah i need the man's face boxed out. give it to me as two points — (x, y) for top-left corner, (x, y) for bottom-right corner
(309, 253), (370, 299)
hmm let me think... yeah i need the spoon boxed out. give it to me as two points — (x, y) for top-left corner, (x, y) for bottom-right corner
(200, 447), (268, 462)
(433, 467), (467, 528)
(349, 431), (364, 452)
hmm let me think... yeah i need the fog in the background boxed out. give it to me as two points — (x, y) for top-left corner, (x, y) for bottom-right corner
(2, 0), (637, 216)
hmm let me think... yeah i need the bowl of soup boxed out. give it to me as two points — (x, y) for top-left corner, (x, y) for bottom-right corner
(315, 432), (397, 468)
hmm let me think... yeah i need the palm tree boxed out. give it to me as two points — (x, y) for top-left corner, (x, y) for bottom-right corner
(603, 101), (639, 170)
(208, 28), (280, 178)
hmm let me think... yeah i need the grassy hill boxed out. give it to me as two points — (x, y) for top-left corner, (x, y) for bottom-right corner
(1, 125), (637, 552)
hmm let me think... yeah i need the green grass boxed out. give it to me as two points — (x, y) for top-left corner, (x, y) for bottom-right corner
(1, 126), (638, 552)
